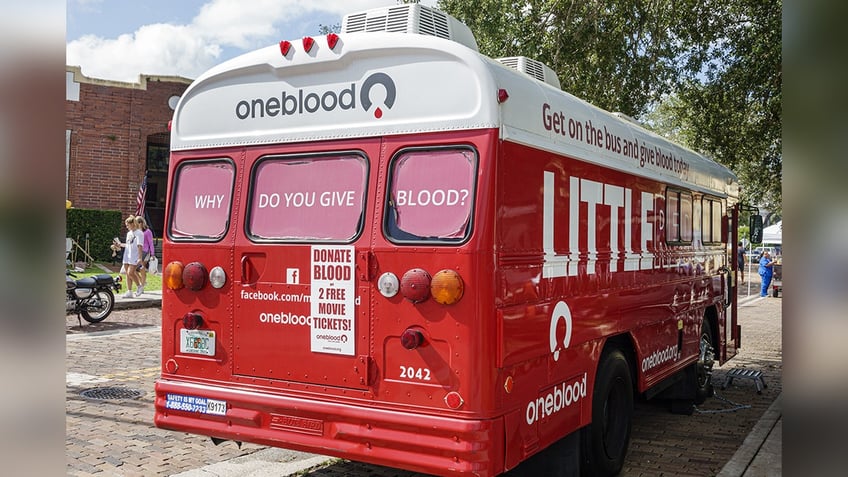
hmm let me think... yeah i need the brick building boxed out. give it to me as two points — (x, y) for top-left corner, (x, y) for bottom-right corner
(65, 66), (193, 236)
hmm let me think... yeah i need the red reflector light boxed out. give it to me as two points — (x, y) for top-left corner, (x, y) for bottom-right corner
(302, 36), (315, 53)
(279, 40), (292, 56)
(401, 269), (431, 303)
(182, 312), (203, 330)
(445, 391), (464, 409)
(497, 88), (509, 103)
(327, 33), (340, 49)
(183, 262), (207, 291)
(400, 328), (425, 350)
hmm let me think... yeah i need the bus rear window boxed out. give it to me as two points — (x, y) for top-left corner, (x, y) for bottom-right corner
(248, 154), (368, 241)
(385, 148), (476, 243)
(169, 160), (235, 240)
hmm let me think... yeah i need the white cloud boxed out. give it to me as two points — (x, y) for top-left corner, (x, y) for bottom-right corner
(66, 0), (438, 83)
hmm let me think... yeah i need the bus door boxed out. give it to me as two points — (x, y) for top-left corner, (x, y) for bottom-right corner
(725, 204), (741, 359)
(231, 144), (378, 390)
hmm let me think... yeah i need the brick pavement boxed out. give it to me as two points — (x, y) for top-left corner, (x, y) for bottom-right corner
(66, 286), (781, 476)
(66, 307), (275, 477)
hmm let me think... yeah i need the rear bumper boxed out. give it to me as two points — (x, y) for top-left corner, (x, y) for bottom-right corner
(154, 379), (504, 476)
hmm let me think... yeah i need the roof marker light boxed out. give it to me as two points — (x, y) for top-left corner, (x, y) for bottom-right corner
(327, 33), (340, 50)
(302, 36), (315, 53)
(497, 89), (509, 103)
(279, 40), (292, 57)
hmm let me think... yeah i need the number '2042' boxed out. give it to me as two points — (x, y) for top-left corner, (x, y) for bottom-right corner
(399, 366), (431, 381)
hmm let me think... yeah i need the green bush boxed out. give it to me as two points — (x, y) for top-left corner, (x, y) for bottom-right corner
(66, 208), (123, 262)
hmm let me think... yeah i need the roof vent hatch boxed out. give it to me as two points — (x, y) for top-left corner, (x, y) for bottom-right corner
(496, 56), (561, 89)
(342, 4), (478, 52)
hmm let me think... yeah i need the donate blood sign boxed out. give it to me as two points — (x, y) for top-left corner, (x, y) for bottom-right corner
(250, 156), (367, 240)
(390, 150), (475, 239)
(171, 161), (235, 238)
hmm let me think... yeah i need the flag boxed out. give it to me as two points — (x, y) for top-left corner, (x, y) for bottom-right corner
(135, 172), (148, 216)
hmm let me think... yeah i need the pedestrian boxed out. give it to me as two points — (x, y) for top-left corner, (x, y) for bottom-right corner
(737, 241), (745, 283)
(136, 216), (155, 294)
(758, 249), (775, 297)
(118, 215), (144, 298)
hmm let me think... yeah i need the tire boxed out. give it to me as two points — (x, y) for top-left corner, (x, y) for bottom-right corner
(81, 289), (114, 323)
(695, 321), (716, 404)
(772, 287), (779, 298)
(581, 349), (633, 477)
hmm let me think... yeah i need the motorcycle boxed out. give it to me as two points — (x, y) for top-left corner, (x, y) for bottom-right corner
(66, 270), (122, 324)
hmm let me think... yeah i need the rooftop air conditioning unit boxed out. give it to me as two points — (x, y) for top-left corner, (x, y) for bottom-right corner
(342, 3), (478, 52)
(496, 56), (561, 89)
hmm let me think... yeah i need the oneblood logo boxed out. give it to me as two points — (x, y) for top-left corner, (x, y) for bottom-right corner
(360, 72), (396, 118)
(549, 301), (573, 362)
(235, 72), (396, 120)
(525, 373), (587, 425)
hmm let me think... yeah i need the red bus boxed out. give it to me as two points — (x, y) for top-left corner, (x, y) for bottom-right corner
(154, 5), (744, 476)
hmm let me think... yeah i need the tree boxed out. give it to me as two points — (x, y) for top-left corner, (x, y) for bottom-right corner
(437, 0), (782, 210)
(672, 0), (782, 212)
(438, 0), (695, 116)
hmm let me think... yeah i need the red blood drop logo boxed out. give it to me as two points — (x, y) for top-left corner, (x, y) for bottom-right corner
(374, 107), (383, 119)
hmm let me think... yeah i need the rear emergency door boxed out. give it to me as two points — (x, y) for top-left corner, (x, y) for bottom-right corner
(232, 145), (376, 390)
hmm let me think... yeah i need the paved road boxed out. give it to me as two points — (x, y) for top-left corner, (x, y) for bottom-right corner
(66, 285), (780, 476)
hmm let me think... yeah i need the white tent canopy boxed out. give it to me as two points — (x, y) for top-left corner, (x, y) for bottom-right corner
(762, 220), (782, 244)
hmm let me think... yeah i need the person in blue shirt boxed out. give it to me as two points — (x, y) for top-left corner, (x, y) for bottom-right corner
(758, 250), (775, 297)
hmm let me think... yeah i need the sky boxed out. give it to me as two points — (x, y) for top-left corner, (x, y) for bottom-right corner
(67, 0), (437, 83)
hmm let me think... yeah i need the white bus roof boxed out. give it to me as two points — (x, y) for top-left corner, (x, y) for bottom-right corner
(171, 31), (737, 198)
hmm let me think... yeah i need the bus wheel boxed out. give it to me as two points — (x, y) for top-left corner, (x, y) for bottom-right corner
(695, 321), (716, 404)
(581, 349), (633, 477)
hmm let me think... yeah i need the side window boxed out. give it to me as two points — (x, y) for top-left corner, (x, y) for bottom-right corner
(385, 147), (477, 243)
(702, 197), (724, 243)
(169, 159), (235, 241)
(246, 153), (368, 242)
(680, 192), (693, 242)
(665, 188), (693, 243)
(666, 191), (680, 242)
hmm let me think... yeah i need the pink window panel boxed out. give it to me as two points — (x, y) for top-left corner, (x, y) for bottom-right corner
(249, 155), (367, 241)
(389, 149), (475, 240)
(170, 161), (235, 239)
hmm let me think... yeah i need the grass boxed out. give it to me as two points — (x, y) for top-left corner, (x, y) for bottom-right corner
(69, 262), (163, 292)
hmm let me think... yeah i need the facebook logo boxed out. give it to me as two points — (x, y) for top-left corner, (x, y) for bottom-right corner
(286, 268), (299, 284)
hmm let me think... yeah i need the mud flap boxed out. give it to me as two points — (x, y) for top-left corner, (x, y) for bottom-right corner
(651, 363), (699, 415)
(505, 431), (580, 477)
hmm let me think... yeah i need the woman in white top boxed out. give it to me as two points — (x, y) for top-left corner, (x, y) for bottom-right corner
(120, 215), (145, 298)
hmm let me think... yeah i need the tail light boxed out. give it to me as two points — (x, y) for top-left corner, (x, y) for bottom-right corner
(209, 266), (227, 289)
(164, 261), (184, 290)
(183, 262), (207, 291)
(164, 261), (227, 291)
(430, 269), (464, 305)
(182, 312), (204, 330)
(400, 328), (425, 350)
(401, 269), (431, 303)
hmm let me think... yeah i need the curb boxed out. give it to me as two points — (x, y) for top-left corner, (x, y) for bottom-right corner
(716, 393), (782, 477)
(114, 294), (161, 310)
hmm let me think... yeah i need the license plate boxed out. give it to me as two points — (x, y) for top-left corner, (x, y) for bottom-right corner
(180, 329), (216, 356)
(165, 393), (227, 415)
